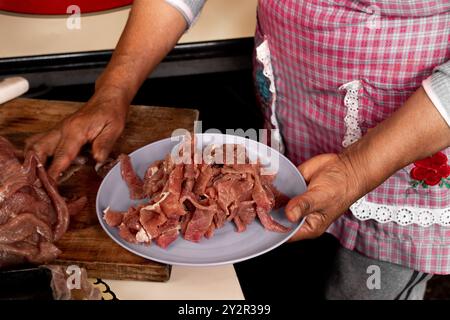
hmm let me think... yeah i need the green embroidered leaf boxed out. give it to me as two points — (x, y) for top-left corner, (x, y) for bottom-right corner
(409, 180), (420, 188)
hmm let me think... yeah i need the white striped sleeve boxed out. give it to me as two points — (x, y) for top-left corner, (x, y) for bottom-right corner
(423, 60), (450, 127)
(165, 0), (207, 27)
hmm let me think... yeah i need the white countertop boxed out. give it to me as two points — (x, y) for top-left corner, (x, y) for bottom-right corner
(94, 265), (244, 300)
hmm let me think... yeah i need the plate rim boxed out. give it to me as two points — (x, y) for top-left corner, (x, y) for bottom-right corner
(95, 133), (306, 266)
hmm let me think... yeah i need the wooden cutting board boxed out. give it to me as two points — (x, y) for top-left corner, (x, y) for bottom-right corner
(0, 98), (199, 282)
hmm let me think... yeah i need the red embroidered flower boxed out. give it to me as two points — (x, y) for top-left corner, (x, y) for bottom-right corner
(410, 152), (450, 186)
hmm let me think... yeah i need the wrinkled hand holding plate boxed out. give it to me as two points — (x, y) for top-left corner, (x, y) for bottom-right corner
(96, 133), (306, 266)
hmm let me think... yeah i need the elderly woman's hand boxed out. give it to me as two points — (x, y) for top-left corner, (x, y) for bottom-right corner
(25, 90), (128, 180)
(285, 153), (366, 241)
(285, 87), (450, 241)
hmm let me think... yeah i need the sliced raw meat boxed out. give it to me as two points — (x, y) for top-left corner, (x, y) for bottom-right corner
(160, 164), (186, 218)
(233, 216), (246, 233)
(119, 154), (145, 200)
(0, 213), (53, 244)
(237, 201), (257, 225)
(122, 207), (141, 232)
(118, 223), (137, 244)
(255, 206), (290, 233)
(155, 218), (180, 248)
(143, 160), (165, 196)
(155, 228), (179, 249)
(103, 207), (124, 227)
(204, 221), (216, 239)
(0, 136), (79, 268)
(193, 164), (214, 195)
(213, 209), (228, 229)
(140, 209), (167, 239)
(184, 209), (215, 242)
(180, 211), (193, 235)
(109, 141), (292, 249)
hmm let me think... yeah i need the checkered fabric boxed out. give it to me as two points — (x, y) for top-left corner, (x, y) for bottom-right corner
(254, 0), (450, 273)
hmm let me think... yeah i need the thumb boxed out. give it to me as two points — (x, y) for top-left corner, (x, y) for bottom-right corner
(92, 124), (122, 164)
(285, 191), (318, 222)
(289, 212), (329, 241)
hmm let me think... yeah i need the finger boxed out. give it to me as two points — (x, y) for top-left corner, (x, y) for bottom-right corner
(48, 134), (85, 180)
(285, 187), (329, 222)
(25, 131), (60, 165)
(91, 124), (123, 163)
(298, 154), (335, 182)
(288, 211), (329, 241)
(285, 192), (316, 222)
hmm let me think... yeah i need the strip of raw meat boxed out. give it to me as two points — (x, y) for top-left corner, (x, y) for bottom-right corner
(160, 164), (186, 218)
(0, 192), (53, 225)
(180, 191), (217, 211)
(213, 209), (228, 229)
(0, 213), (53, 244)
(255, 206), (290, 233)
(33, 242), (62, 264)
(204, 221), (216, 239)
(21, 151), (38, 183)
(0, 138), (32, 204)
(267, 185), (290, 209)
(183, 163), (198, 193)
(180, 211), (193, 235)
(233, 216), (246, 233)
(36, 164), (70, 241)
(119, 154), (145, 200)
(251, 166), (274, 211)
(215, 177), (239, 215)
(155, 228), (179, 249)
(0, 173), (30, 205)
(0, 241), (61, 266)
(184, 208), (215, 242)
(118, 223), (137, 244)
(122, 207), (141, 232)
(193, 164), (214, 195)
(252, 171), (290, 233)
(237, 201), (257, 225)
(139, 209), (167, 239)
(155, 218), (180, 248)
(143, 160), (165, 196)
(103, 207), (125, 227)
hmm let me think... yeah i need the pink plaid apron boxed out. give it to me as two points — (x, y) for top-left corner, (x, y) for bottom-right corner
(254, 0), (450, 274)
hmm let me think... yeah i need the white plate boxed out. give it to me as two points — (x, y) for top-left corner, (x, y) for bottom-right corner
(96, 133), (306, 266)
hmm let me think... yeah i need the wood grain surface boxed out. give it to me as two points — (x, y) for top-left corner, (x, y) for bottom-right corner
(0, 98), (199, 282)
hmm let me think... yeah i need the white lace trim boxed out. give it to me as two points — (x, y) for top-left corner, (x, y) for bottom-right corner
(256, 39), (285, 153)
(339, 80), (363, 148)
(350, 196), (450, 227)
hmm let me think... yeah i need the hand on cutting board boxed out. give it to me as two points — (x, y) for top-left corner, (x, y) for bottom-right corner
(25, 91), (128, 180)
(285, 153), (364, 241)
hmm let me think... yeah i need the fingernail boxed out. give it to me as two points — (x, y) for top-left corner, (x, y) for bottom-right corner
(95, 162), (104, 172)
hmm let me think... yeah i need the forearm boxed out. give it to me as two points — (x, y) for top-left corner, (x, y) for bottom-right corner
(95, 0), (187, 104)
(343, 87), (450, 198)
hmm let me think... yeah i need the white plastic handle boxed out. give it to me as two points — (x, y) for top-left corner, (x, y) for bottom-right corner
(0, 77), (30, 105)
